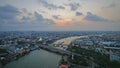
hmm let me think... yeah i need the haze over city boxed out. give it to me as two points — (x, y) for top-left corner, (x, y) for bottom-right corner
(0, 0), (120, 31)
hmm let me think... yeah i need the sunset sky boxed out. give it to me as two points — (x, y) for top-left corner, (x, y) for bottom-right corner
(0, 0), (120, 31)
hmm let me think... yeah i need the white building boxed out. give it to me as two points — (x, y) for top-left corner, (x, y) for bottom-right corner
(38, 37), (42, 41)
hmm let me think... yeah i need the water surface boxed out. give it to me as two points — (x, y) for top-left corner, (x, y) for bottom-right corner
(4, 49), (61, 68)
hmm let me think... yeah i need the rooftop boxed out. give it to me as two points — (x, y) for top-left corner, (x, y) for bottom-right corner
(59, 65), (68, 68)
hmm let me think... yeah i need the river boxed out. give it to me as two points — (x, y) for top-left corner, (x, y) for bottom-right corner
(4, 49), (61, 68)
(3, 36), (86, 68)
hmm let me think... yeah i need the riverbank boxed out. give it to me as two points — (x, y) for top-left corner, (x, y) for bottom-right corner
(0, 45), (41, 67)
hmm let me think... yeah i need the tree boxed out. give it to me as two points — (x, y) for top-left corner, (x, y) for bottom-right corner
(109, 60), (120, 68)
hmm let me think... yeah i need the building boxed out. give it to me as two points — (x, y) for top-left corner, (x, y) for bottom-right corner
(38, 37), (42, 41)
(59, 56), (68, 68)
(110, 51), (120, 62)
(59, 65), (68, 68)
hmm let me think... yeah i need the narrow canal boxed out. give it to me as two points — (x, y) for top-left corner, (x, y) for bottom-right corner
(4, 49), (61, 68)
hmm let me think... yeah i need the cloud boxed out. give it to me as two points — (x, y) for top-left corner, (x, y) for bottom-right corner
(52, 15), (61, 19)
(69, 3), (80, 11)
(43, 19), (55, 25)
(27, 12), (55, 26)
(0, 4), (22, 29)
(20, 10), (55, 25)
(39, 0), (65, 10)
(34, 12), (43, 21)
(0, 5), (55, 31)
(21, 16), (32, 22)
(76, 12), (82, 16)
(84, 12), (108, 22)
(20, 11), (55, 25)
(102, 3), (117, 9)
(0, 4), (20, 20)
(22, 16), (30, 21)
(58, 6), (65, 9)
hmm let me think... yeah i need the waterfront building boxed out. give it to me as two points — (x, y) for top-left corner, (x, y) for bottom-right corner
(59, 56), (68, 68)
(110, 51), (120, 62)
(59, 65), (68, 68)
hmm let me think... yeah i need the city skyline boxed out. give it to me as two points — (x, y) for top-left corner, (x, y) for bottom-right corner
(0, 0), (120, 31)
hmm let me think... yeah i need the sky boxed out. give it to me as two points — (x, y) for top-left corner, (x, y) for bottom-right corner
(0, 0), (120, 31)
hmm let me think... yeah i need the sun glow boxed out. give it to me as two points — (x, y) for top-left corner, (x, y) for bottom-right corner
(54, 18), (73, 26)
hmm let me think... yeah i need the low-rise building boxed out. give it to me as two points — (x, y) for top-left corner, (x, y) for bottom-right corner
(110, 51), (120, 62)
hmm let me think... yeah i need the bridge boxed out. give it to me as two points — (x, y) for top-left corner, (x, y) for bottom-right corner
(39, 45), (82, 57)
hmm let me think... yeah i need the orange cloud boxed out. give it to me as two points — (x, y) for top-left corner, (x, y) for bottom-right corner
(54, 18), (73, 26)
